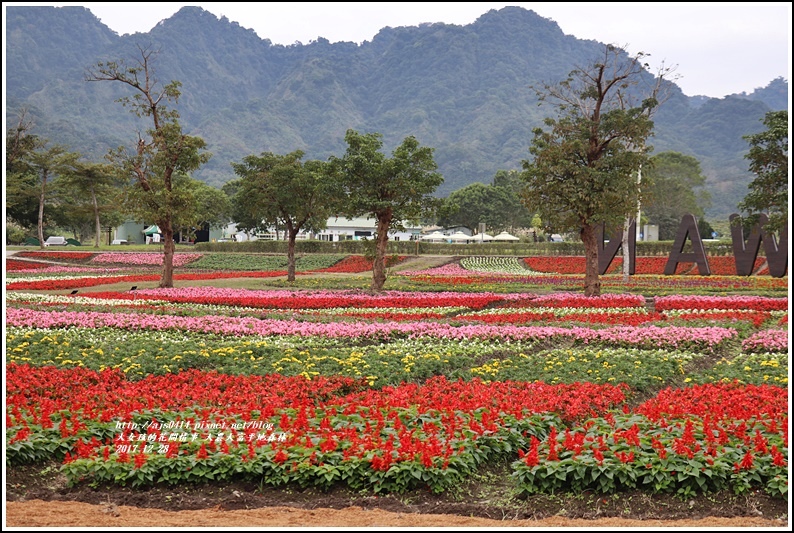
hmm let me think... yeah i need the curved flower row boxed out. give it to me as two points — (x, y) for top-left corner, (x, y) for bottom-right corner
(6, 259), (51, 271)
(84, 287), (518, 310)
(5, 308), (739, 350)
(655, 295), (788, 312)
(521, 256), (768, 276)
(15, 251), (95, 260)
(497, 293), (646, 309)
(90, 253), (203, 266)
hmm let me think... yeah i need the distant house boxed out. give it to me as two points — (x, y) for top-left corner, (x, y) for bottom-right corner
(316, 217), (421, 242)
(217, 217), (422, 243)
(114, 221), (211, 244)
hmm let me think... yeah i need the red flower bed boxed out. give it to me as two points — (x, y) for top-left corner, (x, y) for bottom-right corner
(524, 256), (588, 274)
(635, 382), (788, 424)
(310, 255), (407, 274)
(81, 290), (505, 310)
(499, 294), (645, 309)
(6, 259), (50, 271)
(671, 311), (772, 328)
(5, 271), (289, 290)
(522, 256), (768, 276)
(6, 364), (627, 429)
(654, 295), (787, 312)
(16, 251), (95, 261)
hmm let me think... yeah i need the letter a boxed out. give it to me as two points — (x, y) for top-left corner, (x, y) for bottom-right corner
(664, 214), (710, 275)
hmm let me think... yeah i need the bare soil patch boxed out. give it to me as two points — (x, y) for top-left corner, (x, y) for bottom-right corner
(5, 461), (788, 528)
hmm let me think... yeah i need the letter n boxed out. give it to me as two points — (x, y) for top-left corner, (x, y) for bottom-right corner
(664, 214), (710, 275)
(597, 221), (635, 275)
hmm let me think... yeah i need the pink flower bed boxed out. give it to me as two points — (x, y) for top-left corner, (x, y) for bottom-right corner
(741, 329), (789, 352)
(5, 308), (738, 350)
(90, 253), (202, 267)
(405, 263), (482, 276)
(85, 287), (518, 310)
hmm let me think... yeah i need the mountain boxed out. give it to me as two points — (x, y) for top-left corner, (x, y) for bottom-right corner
(5, 5), (788, 219)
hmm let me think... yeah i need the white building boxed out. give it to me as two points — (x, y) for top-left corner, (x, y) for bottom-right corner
(220, 217), (422, 242)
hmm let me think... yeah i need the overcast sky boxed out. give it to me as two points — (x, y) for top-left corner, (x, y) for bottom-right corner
(7, 2), (793, 98)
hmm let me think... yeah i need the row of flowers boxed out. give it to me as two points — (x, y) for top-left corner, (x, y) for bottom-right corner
(5, 365), (787, 496)
(9, 288), (784, 331)
(5, 307), (742, 351)
(13, 252), (777, 278)
(521, 256), (769, 276)
(11, 286), (784, 314)
(15, 251), (95, 260)
(12, 252), (404, 274)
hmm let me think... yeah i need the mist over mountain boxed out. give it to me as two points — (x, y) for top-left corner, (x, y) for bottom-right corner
(5, 5), (787, 219)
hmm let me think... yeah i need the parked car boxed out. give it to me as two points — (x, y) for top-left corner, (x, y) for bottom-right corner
(43, 236), (68, 246)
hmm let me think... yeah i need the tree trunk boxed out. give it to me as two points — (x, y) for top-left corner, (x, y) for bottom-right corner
(160, 219), (175, 288)
(91, 185), (101, 249)
(371, 214), (392, 291)
(38, 170), (47, 249)
(581, 221), (601, 296)
(622, 216), (632, 282)
(286, 226), (298, 282)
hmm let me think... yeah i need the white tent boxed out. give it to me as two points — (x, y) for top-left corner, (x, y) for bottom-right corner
(420, 231), (446, 242)
(474, 233), (494, 242)
(447, 231), (472, 242)
(493, 231), (520, 241)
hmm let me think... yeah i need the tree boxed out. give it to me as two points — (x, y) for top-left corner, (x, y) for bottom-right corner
(53, 161), (124, 247)
(86, 46), (211, 287)
(520, 44), (674, 296)
(738, 110), (787, 235)
(438, 172), (534, 234)
(643, 151), (711, 240)
(231, 150), (337, 281)
(330, 130), (443, 291)
(491, 170), (535, 232)
(437, 182), (511, 233)
(180, 180), (233, 241)
(27, 144), (80, 248)
(6, 111), (45, 231)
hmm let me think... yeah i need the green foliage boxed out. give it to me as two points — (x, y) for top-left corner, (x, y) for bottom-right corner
(331, 130), (444, 290)
(643, 152), (711, 240)
(438, 180), (529, 234)
(230, 150), (341, 280)
(738, 110), (788, 234)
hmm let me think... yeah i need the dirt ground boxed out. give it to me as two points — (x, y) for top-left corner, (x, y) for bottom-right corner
(5, 461), (789, 528)
(4, 500), (788, 528)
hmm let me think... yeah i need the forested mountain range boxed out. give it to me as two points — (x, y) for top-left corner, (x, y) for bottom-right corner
(5, 5), (788, 219)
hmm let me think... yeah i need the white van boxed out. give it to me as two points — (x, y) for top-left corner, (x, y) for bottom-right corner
(43, 236), (67, 246)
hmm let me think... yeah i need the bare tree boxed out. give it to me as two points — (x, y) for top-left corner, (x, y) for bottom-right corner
(86, 45), (210, 287)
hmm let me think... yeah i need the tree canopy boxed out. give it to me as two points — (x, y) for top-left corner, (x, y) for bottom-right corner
(643, 151), (710, 240)
(330, 129), (443, 291)
(520, 44), (674, 296)
(738, 110), (788, 234)
(231, 150), (339, 281)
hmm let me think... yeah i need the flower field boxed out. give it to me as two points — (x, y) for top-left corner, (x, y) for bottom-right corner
(4, 251), (789, 504)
